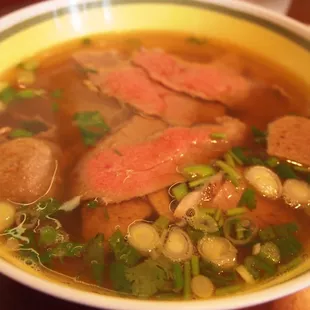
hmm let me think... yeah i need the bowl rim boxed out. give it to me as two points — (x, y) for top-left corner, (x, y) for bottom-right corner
(0, 0), (309, 309)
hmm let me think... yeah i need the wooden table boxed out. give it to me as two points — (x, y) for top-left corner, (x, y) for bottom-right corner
(0, 1), (309, 310)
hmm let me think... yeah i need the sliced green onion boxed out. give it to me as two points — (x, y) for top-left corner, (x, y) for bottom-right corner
(39, 226), (58, 246)
(83, 234), (105, 285)
(162, 227), (193, 262)
(215, 284), (242, 296)
(258, 226), (276, 241)
(293, 165), (310, 173)
(183, 261), (191, 300)
(236, 265), (255, 284)
(245, 166), (282, 199)
(9, 128), (33, 139)
(191, 275), (214, 298)
(251, 126), (267, 144)
(171, 183), (188, 201)
(201, 208), (216, 216)
(214, 208), (222, 222)
(226, 207), (248, 217)
(186, 209), (219, 233)
(283, 179), (310, 209)
(172, 262), (184, 291)
(127, 221), (160, 255)
(273, 222), (299, 237)
(236, 222), (245, 240)
(198, 236), (237, 269)
(191, 255), (200, 277)
(244, 256), (261, 280)
(229, 147), (248, 165)
(153, 216), (170, 233)
(224, 152), (235, 168)
(215, 160), (241, 186)
(51, 89), (63, 98)
(275, 163), (297, 179)
(210, 132), (227, 140)
(186, 227), (204, 244)
(223, 216), (258, 246)
(17, 88), (45, 99)
(188, 177), (212, 189)
(273, 235), (302, 261)
(174, 191), (201, 219)
(237, 188), (256, 210)
(265, 157), (279, 168)
(0, 86), (16, 104)
(258, 241), (280, 264)
(182, 164), (215, 180)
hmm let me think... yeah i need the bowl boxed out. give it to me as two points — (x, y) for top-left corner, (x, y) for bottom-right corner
(0, 0), (309, 309)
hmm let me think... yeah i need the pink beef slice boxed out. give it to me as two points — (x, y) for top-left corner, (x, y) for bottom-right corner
(0, 138), (63, 203)
(71, 116), (247, 203)
(73, 50), (226, 126)
(267, 116), (310, 166)
(132, 49), (253, 106)
(211, 180), (296, 228)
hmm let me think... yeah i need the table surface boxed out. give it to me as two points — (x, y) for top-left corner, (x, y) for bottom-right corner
(0, 1), (309, 310)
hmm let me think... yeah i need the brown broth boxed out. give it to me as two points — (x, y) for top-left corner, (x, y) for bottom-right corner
(0, 31), (309, 296)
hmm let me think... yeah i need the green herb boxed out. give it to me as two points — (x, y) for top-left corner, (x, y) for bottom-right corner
(244, 255), (276, 278)
(224, 152), (235, 168)
(22, 120), (48, 134)
(226, 207), (248, 217)
(49, 242), (85, 260)
(172, 262), (184, 291)
(17, 88), (45, 99)
(74, 111), (110, 146)
(51, 89), (63, 98)
(273, 235), (302, 261)
(188, 177), (211, 188)
(171, 183), (188, 201)
(249, 157), (265, 166)
(153, 216), (170, 234)
(210, 132), (227, 140)
(273, 222), (299, 237)
(251, 126), (267, 144)
(186, 227), (204, 244)
(82, 37), (92, 45)
(275, 163), (297, 179)
(186, 37), (207, 45)
(265, 157), (279, 168)
(0, 86), (16, 103)
(39, 226), (58, 246)
(109, 229), (141, 266)
(9, 128), (33, 138)
(84, 234), (105, 285)
(36, 198), (61, 217)
(125, 259), (171, 298)
(109, 262), (131, 293)
(259, 226), (276, 241)
(86, 199), (99, 209)
(52, 102), (59, 112)
(237, 188), (256, 210)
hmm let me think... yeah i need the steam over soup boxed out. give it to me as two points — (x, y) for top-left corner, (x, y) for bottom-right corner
(0, 32), (309, 300)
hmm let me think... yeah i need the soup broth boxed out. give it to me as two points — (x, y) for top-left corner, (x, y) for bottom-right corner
(0, 31), (309, 300)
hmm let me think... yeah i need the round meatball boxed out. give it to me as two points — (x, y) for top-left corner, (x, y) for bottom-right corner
(0, 138), (63, 203)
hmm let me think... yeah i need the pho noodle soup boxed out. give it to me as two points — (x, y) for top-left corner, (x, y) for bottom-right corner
(0, 32), (309, 300)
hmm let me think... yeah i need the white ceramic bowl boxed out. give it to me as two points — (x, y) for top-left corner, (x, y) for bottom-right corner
(0, 1), (309, 309)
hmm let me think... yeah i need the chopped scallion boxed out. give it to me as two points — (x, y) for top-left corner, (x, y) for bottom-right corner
(182, 164), (215, 180)
(191, 255), (200, 277)
(9, 128), (33, 139)
(153, 216), (170, 233)
(210, 132), (227, 140)
(275, 163), (297, 179)
(183, 261), (191, 300)
(188, 177), (211, 189)
(237, 188), (256, 210)
(173, 262), (184, 291)
(215, 160), (241, 186)
(171, 183), (188, 201)
(224, 152), (235, 168)
(226, 207), (248, 217)
(265, 157), (279, 168)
